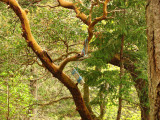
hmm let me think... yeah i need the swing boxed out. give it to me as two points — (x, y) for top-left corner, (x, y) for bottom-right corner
(71, 38), (88, 85)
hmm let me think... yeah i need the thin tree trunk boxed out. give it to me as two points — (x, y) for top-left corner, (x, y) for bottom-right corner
(146, 0), (160, 119)
(110, 54), (150, 120)
(30, 68), (37, 119)
(83, 80), (98, 120)
(134, 78), (149, 120)
(7, 80), (9, 120)
(99, 91), (105, 120)
(30, 80), (37, 119)
(117, 85), (122, 120)
(116, 35), (124, 120)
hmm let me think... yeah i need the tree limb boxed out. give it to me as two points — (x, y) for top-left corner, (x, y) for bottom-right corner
(35, 4), (60, 8)
(0, 0), (103, 119)
(38, 96), (73, 106)
(57, 0), (90, 25)
(59, 54), (81, 72)
(53, 51), (79, 62)
(87, 0), (110, 43)
(116, 34), (124, 120)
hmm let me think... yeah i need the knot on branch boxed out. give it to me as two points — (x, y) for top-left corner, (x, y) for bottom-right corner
(26, 40), (33, 47)
(21, 31), (28, 39)
(24, 9), (29, 14)
(42, 50), (53, 63)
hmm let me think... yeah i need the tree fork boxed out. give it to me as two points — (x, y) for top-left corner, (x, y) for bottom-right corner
(0, 0), (92, 119)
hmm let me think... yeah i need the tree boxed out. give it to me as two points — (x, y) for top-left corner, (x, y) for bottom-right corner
(81, 0), (149, 119)
(146, 0), (160, 119)
(0, 0), (112, 119)
(0, 0), (149, 119)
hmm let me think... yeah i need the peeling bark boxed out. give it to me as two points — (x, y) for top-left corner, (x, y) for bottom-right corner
(146, 0), (160, 119)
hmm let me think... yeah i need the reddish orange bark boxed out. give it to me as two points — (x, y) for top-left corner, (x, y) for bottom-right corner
(0, 0), (92, 119)
(0, 0), (112, 119)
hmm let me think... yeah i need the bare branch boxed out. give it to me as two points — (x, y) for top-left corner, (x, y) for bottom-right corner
(32, 0), (42, 4)
(29, 71), (48, 81)
(59, 54), (82, 72)
(35, 4), (60, 8)
(53, 51), (79, 62)
(108, 9), (125, 14)
(57, 0), (111, 50)
(35, 58), (44, 67)
(38, 96), (72, 106)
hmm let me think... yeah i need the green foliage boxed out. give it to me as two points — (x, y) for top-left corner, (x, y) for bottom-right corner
(80, 0), (148, 119)
(0, 73), (33, 119)
(0, 0), (148, 119)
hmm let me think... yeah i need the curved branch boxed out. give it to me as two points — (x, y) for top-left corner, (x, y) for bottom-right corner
(57, 0), (74, 9)
(57, 0), (111, 51)
(88, 0), (110, 43)
(53, 51), (79, 62)
(57, 0), (90, 25)
(59, 54), (81, 72)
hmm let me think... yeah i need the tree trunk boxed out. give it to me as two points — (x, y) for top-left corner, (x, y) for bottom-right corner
(146, 0), (160, 119)
(83, 80), (98, 120)
(110, 54), (150, 120)
(116, 85), (122, 120)
(7, 80), (9, 120)
(116, 35), (124, 120)
(30, 68), (37, 119)
(99, 91), (105, 120)
(134, 78), (149, 120)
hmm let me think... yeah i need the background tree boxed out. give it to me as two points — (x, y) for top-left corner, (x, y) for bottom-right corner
(146, 0), (160, 119)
